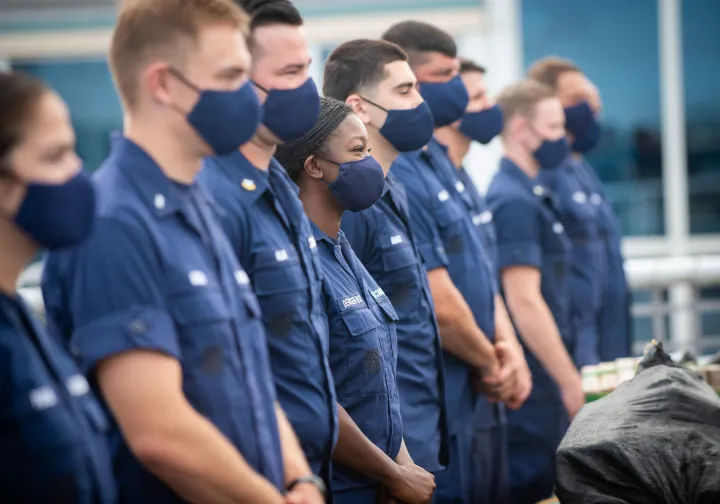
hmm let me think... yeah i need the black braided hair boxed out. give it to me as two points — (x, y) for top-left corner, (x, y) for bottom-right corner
(275, 97), (353, 182)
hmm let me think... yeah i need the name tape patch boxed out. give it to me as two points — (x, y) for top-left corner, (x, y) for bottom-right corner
(342, 295), (364, 309)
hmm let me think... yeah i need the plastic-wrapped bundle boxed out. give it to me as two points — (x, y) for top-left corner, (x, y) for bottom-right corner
(555, 342), (720, 504)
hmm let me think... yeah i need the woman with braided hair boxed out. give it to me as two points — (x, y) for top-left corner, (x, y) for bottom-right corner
(276, 98), (436, 504)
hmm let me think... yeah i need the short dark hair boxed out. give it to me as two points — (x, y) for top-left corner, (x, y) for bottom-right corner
(275, 97), (353, 181)
(323, 39), (408, 101)
(460, 59), (486, 75)
(527, 56), (581, 90)
(382, 20), (456, 67)
(234, 0), (302, 53)
(0, 71), (50, 175)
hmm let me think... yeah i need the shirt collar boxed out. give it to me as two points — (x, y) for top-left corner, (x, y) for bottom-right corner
(311, 221), (346, 246)
(428, 136), (450, 154)
(499, 156), (554, 199)
(209, 150), (270, 202)
(109, 133), (203, 218)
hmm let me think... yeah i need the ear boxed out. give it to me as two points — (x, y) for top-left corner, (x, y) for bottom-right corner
(303, 155), (325, 180)
(346, 94), (371, 125)
(508, 115), (526, 137)
(145, 63), (174, 106)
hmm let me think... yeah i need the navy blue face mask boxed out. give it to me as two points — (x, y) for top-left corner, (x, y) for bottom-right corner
(254, 78), (321, 143)
(533, 136), (570, 170)
(7, 171), (96, 250)
(170, 68), (262, 155)
(361, 97), (434, 152)
(564, 101), (602, 153)
(322, 155), (385, 212)
(459, 104), (503, 144)
(419, 75), (470, 128)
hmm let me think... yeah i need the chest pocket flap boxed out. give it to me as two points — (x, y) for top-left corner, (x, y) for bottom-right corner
(381, 230), (418, 272)
(339, 303), (381, 337)
(252, 247), (308, 296)
(375, 298), (399, 323)
(171, 288), (233, 326)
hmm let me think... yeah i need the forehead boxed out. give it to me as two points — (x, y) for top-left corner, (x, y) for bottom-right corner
(26, 92), (73, 138)
(380, 60), (416, 86)
(416, 52), (457, 73)
(556, 71), (588, 94)
(461, 70), (485, 89)
(331, 113), (366, 142)
(534, 96), (564, 118)
(193, 23), (249, 65)
(253, 23), (308, 58)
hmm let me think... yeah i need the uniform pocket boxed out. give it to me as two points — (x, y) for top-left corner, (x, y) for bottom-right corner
(341, 308), (387, 398)
(435, 202), (465, 255)
(252, 249), (308, 337)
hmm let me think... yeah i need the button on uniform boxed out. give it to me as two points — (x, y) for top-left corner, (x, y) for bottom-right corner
(572, 157), (632, 360)
(200, 152), (337, 484)
(540, 160), (606, 367)
(392, 139), (498, 504)
(487, 157), (573, 504)
(0, 293), (115, 504)
(312, 225), (402, 503)
(341, 174), (448, 473)
(42, 135), (284, 503)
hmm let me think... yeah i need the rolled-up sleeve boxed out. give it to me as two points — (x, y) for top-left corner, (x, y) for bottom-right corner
(44, 217), (179, 374)
(492, 197), (542, 271)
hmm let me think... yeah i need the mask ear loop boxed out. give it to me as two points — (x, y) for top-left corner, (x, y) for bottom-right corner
(165, 67), (202, 116)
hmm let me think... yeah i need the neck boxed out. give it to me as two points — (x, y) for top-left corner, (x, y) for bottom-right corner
(124, 114), (203, 184)
(0, 223), (37, 296)
(505, 142), (540, 179)
(240, 134), (277, 171)
(298, 180), (344, 238)
(368, 128), (398, 176)
(434, 125), (471, 169)
(571, 151), (583, 161)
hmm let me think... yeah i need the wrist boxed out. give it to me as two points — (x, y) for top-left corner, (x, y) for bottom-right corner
(377, 459), (401, 486)
(286, 474), (326, 498)
(557, 368), (582, 389)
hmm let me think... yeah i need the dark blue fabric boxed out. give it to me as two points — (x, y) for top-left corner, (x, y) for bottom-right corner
(392, 141), (498, 434)
(539, 158), (606, 367)
(486, 157), (573, 503)
(199, 152), (338, 483)
(42, 135), (284, 503)
(312, 225), (403, 496)
(0, 293), (116, 504)
(340, 173), (448, 473)
(471, 424), (511, 504)
(571, 156), (632, 360)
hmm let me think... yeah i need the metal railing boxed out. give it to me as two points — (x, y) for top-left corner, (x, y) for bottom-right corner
(626, 255), (720, 355)
(15, 255), (720, 356)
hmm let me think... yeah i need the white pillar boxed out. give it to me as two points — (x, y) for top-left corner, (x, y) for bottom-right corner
(458, 0), (523, 193)
(308, 42), (325, 95)
(658, 0), (696, 351)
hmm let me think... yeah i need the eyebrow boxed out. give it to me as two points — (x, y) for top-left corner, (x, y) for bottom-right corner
(432, 68), (454, 77)
(280, 58), (312, 73)
(348, 135), (367, 143)
(393, 81), (415, 90)
(215, 66), (246, 78)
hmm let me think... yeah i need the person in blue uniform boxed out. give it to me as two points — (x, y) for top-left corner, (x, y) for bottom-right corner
(0, 71), (116, 504)
(276, 97), (436, 504)
(322, 38), (450, 480)
(40, 2), (322, 503)
(382, 21), (526, 504)
(199, 0), (335, 493)
(529, 56), (632, 361)
(486, 79), (586, 504)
